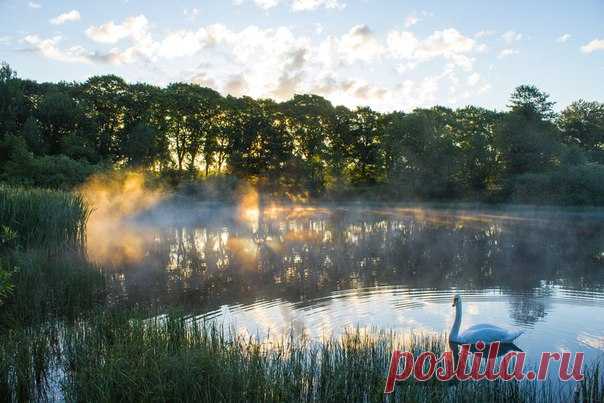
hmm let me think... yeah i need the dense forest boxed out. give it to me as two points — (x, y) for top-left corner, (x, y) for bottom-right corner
(0, 62), (602, 204)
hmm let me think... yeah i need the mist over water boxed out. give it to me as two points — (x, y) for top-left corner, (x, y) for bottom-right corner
(82, 178), (604, 366)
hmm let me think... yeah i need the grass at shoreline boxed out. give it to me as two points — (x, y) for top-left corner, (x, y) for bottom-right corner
(1, 311), (602, 402)
(0, 186), (90, 252)
(0, 251), (106, 326)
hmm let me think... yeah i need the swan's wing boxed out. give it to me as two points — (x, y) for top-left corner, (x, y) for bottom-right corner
(459, 326), (524, 344)
(464, 323), (501, 331)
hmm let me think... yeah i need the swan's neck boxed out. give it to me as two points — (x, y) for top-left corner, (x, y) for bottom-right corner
(450, 302), (462, 341)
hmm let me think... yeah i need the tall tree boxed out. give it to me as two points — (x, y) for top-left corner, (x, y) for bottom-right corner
(558, 100), (604, 162)
(78, 75), (128, 160)
(508, 85), (556, 120)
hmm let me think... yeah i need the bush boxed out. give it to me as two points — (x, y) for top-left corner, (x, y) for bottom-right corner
(512, 163), (604, 205)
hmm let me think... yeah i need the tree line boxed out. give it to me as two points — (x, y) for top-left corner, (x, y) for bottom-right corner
(0, 62), (603, 204)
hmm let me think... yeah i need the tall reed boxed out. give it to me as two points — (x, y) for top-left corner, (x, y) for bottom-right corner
(0, 185), (90, 252)
(1, 311), (602, 402)
(54, 312), (603, 403)
(0, 251), (105, 326)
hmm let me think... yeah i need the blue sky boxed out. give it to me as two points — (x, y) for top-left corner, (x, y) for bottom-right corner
(0, 0), (602, 112)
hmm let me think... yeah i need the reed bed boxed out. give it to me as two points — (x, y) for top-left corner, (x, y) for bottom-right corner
(0, 185), (90, 252)
(0, 251), (106, 326)
(1, 311), (601, 402)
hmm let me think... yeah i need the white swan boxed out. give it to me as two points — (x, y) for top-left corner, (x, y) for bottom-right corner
(449, 294), (524, 344)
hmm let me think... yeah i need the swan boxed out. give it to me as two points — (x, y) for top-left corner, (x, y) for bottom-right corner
(449, 294), (524, 344)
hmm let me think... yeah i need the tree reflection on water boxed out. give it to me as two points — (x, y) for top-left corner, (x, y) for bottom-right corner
(99, 206), (604, 326)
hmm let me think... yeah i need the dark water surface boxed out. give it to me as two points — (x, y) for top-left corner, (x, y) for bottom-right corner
(100, 205), (604, 366)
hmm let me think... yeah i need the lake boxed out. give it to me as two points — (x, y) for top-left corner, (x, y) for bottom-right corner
(93, 204), (604, 368)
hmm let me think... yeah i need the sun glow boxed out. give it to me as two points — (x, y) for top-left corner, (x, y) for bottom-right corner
(80, 171), (165, 266)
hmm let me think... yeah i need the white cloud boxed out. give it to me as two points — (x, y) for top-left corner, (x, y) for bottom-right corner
(23, 35), (91, 63)
(387, 31), (418, 59)
(467, 72), (480, 86)
(254, 0), (280, 10)
(28, 2), (41, 9)
(24, 17), (492, 111)
(86, 15), (150, 44)
(556, 33), (571, 43)
(50, 10), (81, 25)
(581, 38), (604, 53)
(475, 43), (488, 53)
(404, 15), (420, 28)
(332, 24), (384, 63)
(474, 30), (495, 38)
(236, 0), (345, 11)
(501, 30), (522, 43)
(183, 8), (200, 20)
(386, 28), (477, 72)
(291, 0), (345, 11)
(415, 28), (475, 58)
(497, 48), (518, 59)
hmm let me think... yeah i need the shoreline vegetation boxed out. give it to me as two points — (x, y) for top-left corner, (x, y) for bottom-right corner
(1, 313), (603, 403)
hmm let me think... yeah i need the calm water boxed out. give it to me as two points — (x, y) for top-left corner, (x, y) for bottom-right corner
(98, 204), (604, 366)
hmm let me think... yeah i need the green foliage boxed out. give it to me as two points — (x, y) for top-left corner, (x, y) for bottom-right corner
(1, 312), (599, 402)
(0, 250), (105, 325)
(119, 122), (164, 168)
(0, 60), (602, 205)
(558, 100), (604, 162)
(0, 185), (90, 251)
(0, 260), (13, 304)
(513, 163), (604, 205)
(508, 85), (556, 120)
(0, 133), (104, 189)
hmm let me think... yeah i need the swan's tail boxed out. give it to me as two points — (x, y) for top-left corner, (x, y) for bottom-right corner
(506, 329), (524, 342)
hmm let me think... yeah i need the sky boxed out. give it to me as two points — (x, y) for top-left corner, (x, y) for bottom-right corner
(0, 0), (602, 112)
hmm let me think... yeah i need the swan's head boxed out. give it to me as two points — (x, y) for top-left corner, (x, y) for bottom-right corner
(452, 294), (462, 307)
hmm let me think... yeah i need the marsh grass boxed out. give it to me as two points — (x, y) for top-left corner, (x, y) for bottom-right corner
(0, 186), (90, 252)
(2, 311), (600, 402)
(0, 251), (105, 326)
(0, 324), (59, 402)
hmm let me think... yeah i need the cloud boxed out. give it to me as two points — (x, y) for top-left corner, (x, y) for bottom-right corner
(183, 8), (200, 20)
(467, 72), (480, 86)
(291, 0), (345, 11)
(50, 10), (81, 25)
(225, 74), (249, 96)
(404, 15), (420, 28)
(28, 2), (41, 9)
(581, 38), (604, 54)
(501, 30), (522, 43)
(86, 15), (150, 44)
(254, 0), (280, 9)
(333, 24), (384, 63)
(474, 30), (495, 38)
(556, 33), (571, 43)
(23, 35), (91, 63)
(497, 48), (518, 59)
(23, 17), (491, 111)
(236, 0), (345, 11)
(387, 28), (476, 71)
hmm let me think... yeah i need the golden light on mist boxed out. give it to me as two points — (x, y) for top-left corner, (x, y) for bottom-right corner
(237, 184), (260, 226)
(80, 171), (165, 266)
